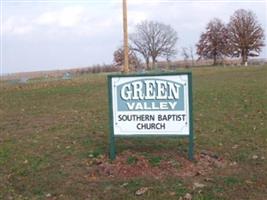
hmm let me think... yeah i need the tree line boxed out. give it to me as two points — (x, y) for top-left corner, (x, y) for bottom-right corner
(114, 9), (265, 69)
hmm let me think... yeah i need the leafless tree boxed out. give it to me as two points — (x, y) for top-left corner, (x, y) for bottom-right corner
(129, 33), (151, 69)
(181, 46), (195, 67)
(181, 47), (189, 60)
(228, 9), (265, 65)
(181, 47), (190, 67)
(196, 18), (229, 65)
(130, 20), (178, 69)
(113, 47), (141, 71)
(189, 46), (195, 66)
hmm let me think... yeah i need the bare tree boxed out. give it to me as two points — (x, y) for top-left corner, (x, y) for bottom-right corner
(189, 46), (195, 66)
(130, 20), (178, 69)
(113, 47), (141, 71)
(181, 47), (189, 60)
(228, 9), (265, 65)
(181, 46), (195, 67)
(129, 32), (151, 69)
(196, 18), (229, 65)
(181, 47), (190, 67)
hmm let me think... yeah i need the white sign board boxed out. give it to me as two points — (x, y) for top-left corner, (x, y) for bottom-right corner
(109, 74), (191, 135)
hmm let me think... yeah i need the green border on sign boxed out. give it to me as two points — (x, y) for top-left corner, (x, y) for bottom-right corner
(107, 72), (194, 160)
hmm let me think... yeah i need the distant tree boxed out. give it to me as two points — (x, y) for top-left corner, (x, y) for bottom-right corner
(181, 47), (190, 60)
(129, 33), (150, 69)
(189, 46), (195, 66)
(130, 20), (178, 69)
(113, 47), (141, 71)
(181, 47), (190, 67)
(181, 46), (195, 67)
(196, 18), (229, 65)
(228, 9), (265, 65)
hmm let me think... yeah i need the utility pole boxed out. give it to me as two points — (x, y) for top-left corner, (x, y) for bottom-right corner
(123, 0), (129, 73)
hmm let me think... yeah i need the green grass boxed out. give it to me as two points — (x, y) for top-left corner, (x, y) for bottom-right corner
(127, 156), (138, 165)
(1, 66), (267, 199)
(148, 156), (162, 166)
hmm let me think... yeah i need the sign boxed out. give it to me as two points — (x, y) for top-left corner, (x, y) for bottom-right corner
(108, 72), (194, 160)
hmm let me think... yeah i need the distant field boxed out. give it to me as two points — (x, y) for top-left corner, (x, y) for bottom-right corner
(0, 66), (267, 200)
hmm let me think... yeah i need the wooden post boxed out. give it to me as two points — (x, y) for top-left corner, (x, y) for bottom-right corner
(123, 0), (129, 73)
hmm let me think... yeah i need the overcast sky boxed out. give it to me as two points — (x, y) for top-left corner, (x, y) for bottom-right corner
(1, 0), (267, 74)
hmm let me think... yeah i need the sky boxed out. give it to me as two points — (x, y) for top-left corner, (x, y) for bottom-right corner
(1, 0), (267, 74)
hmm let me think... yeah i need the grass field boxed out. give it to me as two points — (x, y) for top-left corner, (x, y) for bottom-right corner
(0, 66), (267, 200)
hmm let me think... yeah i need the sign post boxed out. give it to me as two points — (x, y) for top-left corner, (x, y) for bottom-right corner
(122, 0), (129, 73)
(108, 72), (194, 160)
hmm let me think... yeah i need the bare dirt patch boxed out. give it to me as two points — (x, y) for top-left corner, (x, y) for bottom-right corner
(85, 150), (227, 181)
